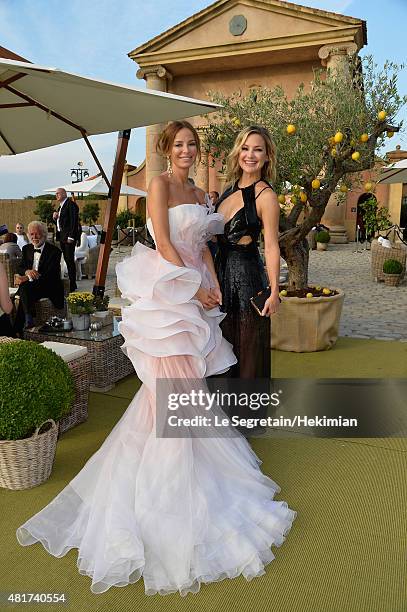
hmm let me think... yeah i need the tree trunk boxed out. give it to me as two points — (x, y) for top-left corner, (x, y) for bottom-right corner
(280, 238), (309, 290)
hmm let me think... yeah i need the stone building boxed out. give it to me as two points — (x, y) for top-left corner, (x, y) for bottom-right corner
(126, 0), (404, 240)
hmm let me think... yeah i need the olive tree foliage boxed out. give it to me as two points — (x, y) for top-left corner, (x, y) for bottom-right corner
(204, 56), (407, 289)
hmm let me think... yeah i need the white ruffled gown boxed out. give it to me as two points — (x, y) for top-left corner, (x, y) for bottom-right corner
(16, 202), (296, 596)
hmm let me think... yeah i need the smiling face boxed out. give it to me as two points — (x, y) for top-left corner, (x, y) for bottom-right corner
(28, 224), (45, 248)
(170, 128), (198, 171)
(238, 133), (268, 177)
(15, 223), (24, 235)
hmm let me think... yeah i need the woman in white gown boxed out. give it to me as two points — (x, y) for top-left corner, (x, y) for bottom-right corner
(16, 121), (296, 596)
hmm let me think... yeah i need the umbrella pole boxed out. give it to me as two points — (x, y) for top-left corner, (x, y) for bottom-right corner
(93, 129), (131, 297)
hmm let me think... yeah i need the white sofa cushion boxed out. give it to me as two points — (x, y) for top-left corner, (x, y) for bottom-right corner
(41, 341), (88, 362)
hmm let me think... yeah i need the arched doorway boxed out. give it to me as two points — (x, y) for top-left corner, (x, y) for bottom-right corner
(356, 193), (377, 242)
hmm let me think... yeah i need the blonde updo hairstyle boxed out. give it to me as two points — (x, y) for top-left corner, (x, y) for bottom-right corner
(156, 120), (201, 164)
(226, 125), (277, 186)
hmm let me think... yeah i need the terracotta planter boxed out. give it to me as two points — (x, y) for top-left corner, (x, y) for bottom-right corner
(316, 242), (328, 251)
(271, 288), (345, 352)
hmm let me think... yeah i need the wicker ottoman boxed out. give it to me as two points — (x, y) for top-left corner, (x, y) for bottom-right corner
(40, 342), (90, 434)
(24, 328), (134, 392)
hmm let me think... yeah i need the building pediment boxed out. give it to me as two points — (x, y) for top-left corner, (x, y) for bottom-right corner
(129, 0), (366, 74)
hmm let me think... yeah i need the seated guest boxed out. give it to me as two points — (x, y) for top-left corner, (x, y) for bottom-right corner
(14, 221), (64, 332)
(15, 222), (29, 249)
(0, 261), (13, 336)
(0, 232), (22, 260)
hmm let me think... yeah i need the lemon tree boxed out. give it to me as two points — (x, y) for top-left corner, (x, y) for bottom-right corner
(204, 55), (406, 289)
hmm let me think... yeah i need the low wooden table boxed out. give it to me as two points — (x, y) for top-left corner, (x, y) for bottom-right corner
(24, 325), (134, 392)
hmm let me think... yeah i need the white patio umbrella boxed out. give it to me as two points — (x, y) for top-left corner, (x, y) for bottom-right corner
(378, 159), (407, 184)
(43, 177), (146, 197)
(0, 54), (219, 291)
(0, 57), (218, 157)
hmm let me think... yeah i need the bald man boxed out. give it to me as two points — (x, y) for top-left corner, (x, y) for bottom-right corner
(53, 188), (81, 292)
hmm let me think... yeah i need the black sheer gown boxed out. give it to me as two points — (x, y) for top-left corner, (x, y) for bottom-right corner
(215, 180), (273, 381)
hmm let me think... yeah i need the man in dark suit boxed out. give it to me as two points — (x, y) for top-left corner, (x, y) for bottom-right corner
(14, 221), (64, 332)
(53, 187), (81, 292)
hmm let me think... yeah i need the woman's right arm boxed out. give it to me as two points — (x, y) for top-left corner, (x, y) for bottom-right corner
(0, 263), (13, 314)
(147, 176), (185, 267)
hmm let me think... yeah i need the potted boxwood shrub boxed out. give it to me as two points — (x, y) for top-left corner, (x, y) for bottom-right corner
(0, 340), (74, 489)
(316, 230), (331, 251)
(383, 259), (404, 286)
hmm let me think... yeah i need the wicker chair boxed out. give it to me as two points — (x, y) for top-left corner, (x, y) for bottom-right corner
(371, 239), (407, 282)
(0, 252), (20, 286)
(82, 244), (100, 279)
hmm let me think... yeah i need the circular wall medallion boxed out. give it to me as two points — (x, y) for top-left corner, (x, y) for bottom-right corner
(229, 15), (247, 36)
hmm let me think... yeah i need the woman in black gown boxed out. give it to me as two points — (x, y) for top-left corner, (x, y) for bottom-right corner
(215, 125), (280, 393)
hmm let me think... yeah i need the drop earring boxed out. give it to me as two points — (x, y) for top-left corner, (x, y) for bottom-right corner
(167, 156), (173, 177)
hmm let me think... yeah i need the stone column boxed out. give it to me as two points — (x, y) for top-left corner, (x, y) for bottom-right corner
(193, 127), (209, 192)
(136, 65), (173, 189)
(317, 43), (358, 243)
(318, 43), (358, 75)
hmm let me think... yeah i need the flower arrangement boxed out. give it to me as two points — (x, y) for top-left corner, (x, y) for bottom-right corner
(66, 292), (95, 315)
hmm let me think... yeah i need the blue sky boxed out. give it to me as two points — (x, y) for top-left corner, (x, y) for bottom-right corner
(0, 0), (406, 198)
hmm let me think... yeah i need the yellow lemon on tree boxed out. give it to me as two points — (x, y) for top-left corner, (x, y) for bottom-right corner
(328, 136), (336, 146)
(378, 110), (387, 121)
(306, 292), (313, 298)
(287, 124), (296, 135)
(300, 192), (308, 203)
(334, 131), (344, 143)
(360, 133), (369, 143)
(312, 179), (321, 190)
(322, 288), (331, 295)
(340, 184), (348, 193)
(387, 131), (394, 138)
(279, 289), (288, 297)
(364, 181), (373, 191)
(278, 194), (286, 204)
(352, 151), (360, 161)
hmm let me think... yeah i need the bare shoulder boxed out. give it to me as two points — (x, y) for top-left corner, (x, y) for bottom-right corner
(255, 181), (278, 204)
(148, 173), (169, 192)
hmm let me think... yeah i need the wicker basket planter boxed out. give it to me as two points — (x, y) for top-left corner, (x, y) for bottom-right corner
(383, 273), (402, 287)
(371, 239), (407, 282)
(271, 288), (345, 352)
(0, 419), (59, 490)
(59, 354), (91, 434)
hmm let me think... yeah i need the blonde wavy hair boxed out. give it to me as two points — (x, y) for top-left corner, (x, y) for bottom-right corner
(226, 125), (277, 186)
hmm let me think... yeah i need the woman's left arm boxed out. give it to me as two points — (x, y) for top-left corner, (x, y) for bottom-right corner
(258, 189), (281, 316)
